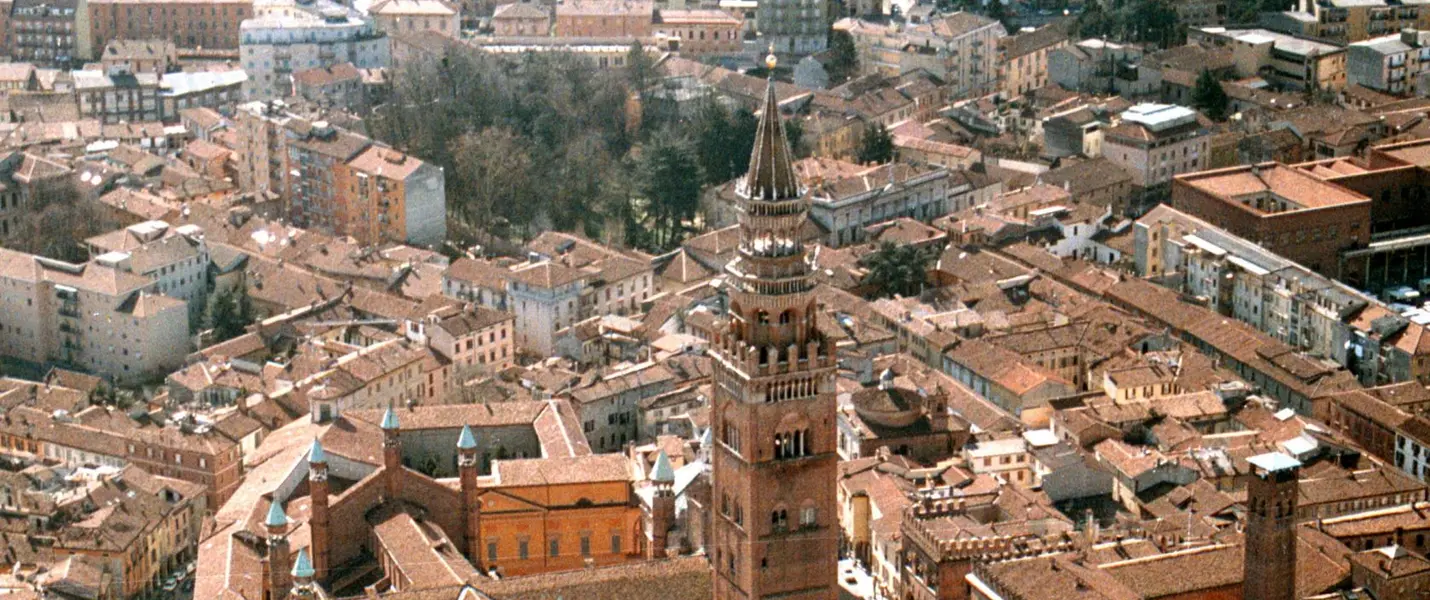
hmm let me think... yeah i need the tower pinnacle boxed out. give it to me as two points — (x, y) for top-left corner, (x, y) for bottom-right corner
(744, 69), (799, 202)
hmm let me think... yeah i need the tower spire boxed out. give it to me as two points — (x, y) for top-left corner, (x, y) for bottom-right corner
(745, 48), (799, 202)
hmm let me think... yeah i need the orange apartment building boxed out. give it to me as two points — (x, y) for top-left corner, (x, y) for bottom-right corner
(334, 144), (447, 247)
(554, 0), (651, 38)
(651, 8), (741, 56)
(87, 0), (251, 55)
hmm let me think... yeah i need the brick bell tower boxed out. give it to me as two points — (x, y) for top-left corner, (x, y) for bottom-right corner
(1244, 452), (1301, 600)
(709, 49), (839, 600)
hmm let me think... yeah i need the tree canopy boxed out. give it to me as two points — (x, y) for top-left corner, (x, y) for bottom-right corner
(860, 242), (935, 299)
(1191, 69), (1230, 121)
(858, 122), (895, 165)
(635, 131), (703, 251)
(826, 30), (860, 84)
(204, 286), (254, 344)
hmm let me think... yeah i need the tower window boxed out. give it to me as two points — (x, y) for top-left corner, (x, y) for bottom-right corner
(801, 506), (816, 528)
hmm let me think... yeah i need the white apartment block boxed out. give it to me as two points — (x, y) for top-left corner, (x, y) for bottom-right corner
(240, 0), (391, 99)
(759, 0), (827, 55)
(0, 248), (189, 385)
(85, 221), (211, 314)
(1348, 29), (1430, 95)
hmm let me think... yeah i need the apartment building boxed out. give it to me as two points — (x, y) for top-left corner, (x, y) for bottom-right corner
(1171, 162), (1371, 275)
(284, 119), (369, 234)
(366, 0), (458, 38)
(1348, 28), (1430, 95)
(335, 144), (446, 246)
(72, 66), (160, 123)
(837, 13), (1004, 97)
(1048, 38), (1155, 97)
(757, 0), (824, 54)
(569, 361), (676, 452)
(235, 102), (444, 245)
(490, 2), (548, 36)
(239, 0), (389, 99)
(292, 61), (362, 107)
(998, 22), (1070, 98)
(1135, 204), (1430, 385)
(99, 38), (174, 73)
(0, 152), (71, 243)
(444, 233), (654, 356)
(1261, 0), (1430, 43)
(87, 0), (250, 56)
(1191, 27), (1346, 91)
(299, 338), (429, 422)
(11, 0), (90, 67)
(0, 247), (189, 384)
(84, 220), (209, 313)
(50, 466), (206, 599)
(158, 69), (247, 117)
(1102, 103), (1210, 191)
(804, 160), (951, 248)
(554, 0), (651, 37)
(651, 8), (741, 56)
(403, 297), (515, 400)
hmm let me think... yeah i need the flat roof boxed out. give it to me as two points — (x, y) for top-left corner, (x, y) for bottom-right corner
(1248, 451), (1302, 472)
(1207, 27), (1342, 56)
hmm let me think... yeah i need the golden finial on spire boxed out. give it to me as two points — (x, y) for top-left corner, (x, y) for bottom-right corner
(766, 43), (777, 70)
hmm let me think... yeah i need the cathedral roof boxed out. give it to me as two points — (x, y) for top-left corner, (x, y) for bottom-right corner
(745, 71), (800, 201)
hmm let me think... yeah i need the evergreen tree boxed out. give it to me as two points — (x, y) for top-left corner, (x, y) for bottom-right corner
(857, 122), (895, 165)
(860, 242), (934, 299)
(205, 287), (255, 343)
(986, 0), (1014, 32)
(637, 131), (703, 251)
(1191, 69), (1230, 121)
(627, 40), (656, 98)
(826, 30), (860, 84)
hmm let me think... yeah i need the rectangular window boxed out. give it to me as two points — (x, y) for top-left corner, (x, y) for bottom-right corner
(549, 537), (559, 557)
(611, 534), (622, 555)
(519, 539), (529, 560)
(580, 535), (591, 557)
(488, 540), (498, 562)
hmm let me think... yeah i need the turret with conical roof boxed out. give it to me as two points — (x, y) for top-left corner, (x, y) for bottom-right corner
(382, 403), (402, 498)
(292, 547), (316, 580)
(457, 424), (478, 451)
(308, 438), (331, 585)
(648, 450), (677, 559)
(457, 423), (483, 568)
(265, 500), (293, 600)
